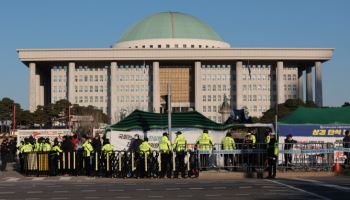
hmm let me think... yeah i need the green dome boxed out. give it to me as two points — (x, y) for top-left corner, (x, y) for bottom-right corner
(116, 12), (224, 43)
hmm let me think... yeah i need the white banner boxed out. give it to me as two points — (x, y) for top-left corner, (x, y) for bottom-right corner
(107, 128), (227, 151)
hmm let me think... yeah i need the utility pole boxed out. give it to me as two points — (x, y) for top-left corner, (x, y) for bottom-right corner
(167, 82), (172, 143)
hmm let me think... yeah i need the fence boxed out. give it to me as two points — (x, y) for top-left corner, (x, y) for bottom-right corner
(18, 142), (350, 177)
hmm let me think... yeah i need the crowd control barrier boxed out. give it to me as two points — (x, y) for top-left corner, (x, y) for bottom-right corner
(18, 142), (350, 177)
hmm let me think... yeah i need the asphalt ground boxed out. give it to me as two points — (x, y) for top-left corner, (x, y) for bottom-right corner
(0, 175), (349, 200)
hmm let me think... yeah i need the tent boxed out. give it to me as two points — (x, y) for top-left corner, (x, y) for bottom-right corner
(278, 107), (350, 137)
(107, 109), (231, 131)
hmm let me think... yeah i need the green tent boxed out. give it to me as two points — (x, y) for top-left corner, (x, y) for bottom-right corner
(279, 107), (350, 124)
(107, 109), (232, 131)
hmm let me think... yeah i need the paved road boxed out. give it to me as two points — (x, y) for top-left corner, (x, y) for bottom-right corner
(0, 176), (349, 200)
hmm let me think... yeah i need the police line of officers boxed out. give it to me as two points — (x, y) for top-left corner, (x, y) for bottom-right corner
(18, 129), (279, 178)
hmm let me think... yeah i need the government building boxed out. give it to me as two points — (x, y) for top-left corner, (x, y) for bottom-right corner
(17, 12), (333, 123)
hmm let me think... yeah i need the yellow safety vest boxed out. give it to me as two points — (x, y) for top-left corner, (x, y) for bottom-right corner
(102, 144), (114, 156)
(197, 133), (213, 150)
(173, 134), (187, 152)
(42, 143), (52, 152)
(247, 135), (256, 144)
(82, 141), (94, 157)
(159, 136), (171, 153)
(139, 141), (151, 155)
(51, 145), (62, 155)
(21, 144), (33, 153)
(221, 136), (236, 150)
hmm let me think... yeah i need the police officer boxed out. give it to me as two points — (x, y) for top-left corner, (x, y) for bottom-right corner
(50, 138), (62, 176)
(196, 129), (213, 170)
(221, 132), (236, 170)
(267, 135), (279, 179)
(20, 138), (33, 173)
(42, 138), (52, 152)
(173, 131), (187, 178)
(34, 137), (43, 152)
(82, 136), (94, 176)
(102, 139), (114, 176)
(138, 137), (151, 178)
(159, 132), (171, 178)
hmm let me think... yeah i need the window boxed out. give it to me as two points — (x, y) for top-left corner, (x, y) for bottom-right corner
(203, 96), (206, 102)
(293, 74), (297, 80)
(283, 74), (286, 80)
(202, 85), (206, 91)
(203, 106), (206, 112)
(218, 85), (221, 91)
(95, 75), (98, 81)
(223, 85), (227, 91)
(208, 106), (212, 112)
(166, 44), (170, 48)
(208, 95), (211, 102)
(213, 106), (217, 112)
(90, 96), (93, 103)
(79, 86), (83, 92)
(90, 86), (93, 92)
(84, 96), (88, 103)
(208, 85), (211, 91)
(100, 96), (104, 102)
(100, 86), (103, 92)
(218, 95), (222, 102)
(95, 86), (98, 92)
(213, 95), (216, 102)
(100, 75), (103, 82)
(84, 86), (88, 92)
(243, 95), (247, 101)
(213, 85), (216, 91)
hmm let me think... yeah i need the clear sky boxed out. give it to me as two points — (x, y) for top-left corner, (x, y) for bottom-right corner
(0, 0), (349, 109)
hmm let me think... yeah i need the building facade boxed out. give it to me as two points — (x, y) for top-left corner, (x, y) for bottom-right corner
(17, 12), (333, 123)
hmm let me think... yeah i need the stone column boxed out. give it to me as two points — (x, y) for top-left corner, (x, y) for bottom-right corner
(29, 62), (37, 112)
(306, 66), (313, 102)
(152, 61), (160, 113)
(39, 84), (44, 106)
(68, 62), (75, 104)
(315, 61), (323, 106)
(194, 61), (202, 112)
(110, 62), (117, 123)
(235, 61), (243, 109)
(298, 68), (304, 101)
(276, 61), (284, 104)
(35, 74), (40, 107)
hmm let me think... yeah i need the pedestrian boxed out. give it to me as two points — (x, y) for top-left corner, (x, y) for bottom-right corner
(71, 133), (80, 151)
(9, 137), (17, 162)
(50, 138), (62, 176)
(82, 135), (94, 176)
(267, 134), (279, 179)
(61, 135), (73, 174)
(159, 132), (171, 178)
(173, 131), (187, 178)
(101, 139), (114, 176)
(343, 130), (350, 165)
(221, 132), (236, 170)
(19, 138), (33, 173)
(137, 137), (151, 178)
(0, 138), (10, 171)
(92, 134), (102, 174)
(196, 129), (213, 170)
(284, 134), (297, 167)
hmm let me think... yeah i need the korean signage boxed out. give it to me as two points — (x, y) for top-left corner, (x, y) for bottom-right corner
(278, 124), (350, 137)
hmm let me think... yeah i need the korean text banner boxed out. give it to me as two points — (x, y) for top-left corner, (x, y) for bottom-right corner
(278, 124), (350, 137)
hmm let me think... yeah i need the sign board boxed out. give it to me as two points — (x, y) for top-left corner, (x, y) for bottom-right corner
(15, 129), (72, 147)
(278, 124), (350, 137)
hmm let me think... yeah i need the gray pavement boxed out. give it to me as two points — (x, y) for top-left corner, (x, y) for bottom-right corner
(0, 163), (349, 200)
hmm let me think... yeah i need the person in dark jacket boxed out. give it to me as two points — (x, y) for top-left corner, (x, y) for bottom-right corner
(0, 138), (10, 171)
(343, 130), (350, 165)
(284, 134), (297, 167)
(60, 135), (73, 174)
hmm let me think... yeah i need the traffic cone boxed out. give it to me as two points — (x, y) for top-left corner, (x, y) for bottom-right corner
(334, 152), (341, 173)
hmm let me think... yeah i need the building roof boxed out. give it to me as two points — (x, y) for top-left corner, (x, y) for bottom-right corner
(279, 107), (350, 124)
(107, 109), (231, 131)
(115, 12), (224, 44)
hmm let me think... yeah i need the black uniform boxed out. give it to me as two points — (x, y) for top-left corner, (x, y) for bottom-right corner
(0, 140), (10, 171)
